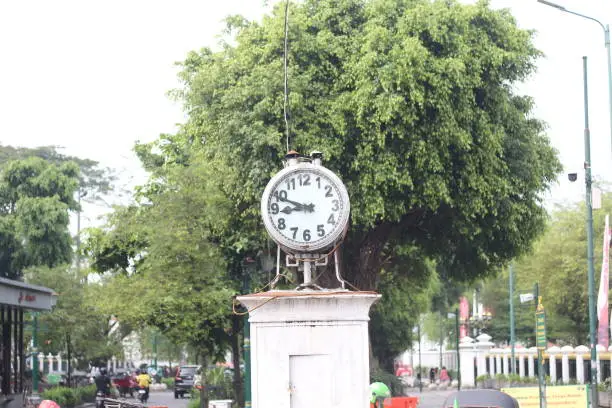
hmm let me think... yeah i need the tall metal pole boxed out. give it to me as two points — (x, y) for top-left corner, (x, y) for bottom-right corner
(584, 55), (599, 408)
(243, 271), (251, 408)
(510, 264), (516, 375)
(32, 313), (39, 394)
(455, 308), (461, 390)
(535, 283), (545, 408)
(418, 321), (423, 393)
(606, 25), (612, 156)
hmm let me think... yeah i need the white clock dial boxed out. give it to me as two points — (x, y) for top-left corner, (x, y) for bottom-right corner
(261, 164), (350, 252)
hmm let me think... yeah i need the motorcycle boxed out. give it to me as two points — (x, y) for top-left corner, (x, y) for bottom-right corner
(95, 390), (107, 408)
(137, 387), (148, 403)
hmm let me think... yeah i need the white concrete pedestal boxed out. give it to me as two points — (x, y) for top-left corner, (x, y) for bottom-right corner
(238, 290), (380, 408)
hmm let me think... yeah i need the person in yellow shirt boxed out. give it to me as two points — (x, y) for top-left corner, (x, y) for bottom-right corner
(136, 370), (152, 402)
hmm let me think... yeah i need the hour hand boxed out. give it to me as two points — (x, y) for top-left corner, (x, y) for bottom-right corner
(280, 205), (302, 214)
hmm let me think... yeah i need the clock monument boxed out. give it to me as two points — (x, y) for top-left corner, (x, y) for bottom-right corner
(237, 151), (380, 408)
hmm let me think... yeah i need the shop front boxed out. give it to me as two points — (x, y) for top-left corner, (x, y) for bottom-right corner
(0, 277), (56, 408)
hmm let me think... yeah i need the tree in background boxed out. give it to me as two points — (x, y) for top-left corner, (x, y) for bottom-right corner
(25, 265), (124, 370)
(0, 157), (79, 278)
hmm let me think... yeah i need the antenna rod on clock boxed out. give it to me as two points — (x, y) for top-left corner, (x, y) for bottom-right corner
(283, 0), (291, 153)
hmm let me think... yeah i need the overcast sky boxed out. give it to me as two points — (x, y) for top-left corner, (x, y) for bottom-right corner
(0, 0), (611, 231)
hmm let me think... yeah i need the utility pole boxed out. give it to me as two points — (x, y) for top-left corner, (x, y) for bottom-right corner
(510, 264), (516, 375)
(418, 321), (422, 393)
(32, 313), (39, 394)
(455, 308), (460, 390)
(583, 56), (599, 408)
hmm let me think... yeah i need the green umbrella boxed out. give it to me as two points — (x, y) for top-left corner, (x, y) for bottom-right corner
(370, 382), (391, 404)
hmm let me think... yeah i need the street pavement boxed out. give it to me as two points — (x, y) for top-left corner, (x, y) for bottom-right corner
(99, 389), (453, 408)
(142, 391), (191, 408)
(97, 391), (191, 408)
(408, 388), (456, 408)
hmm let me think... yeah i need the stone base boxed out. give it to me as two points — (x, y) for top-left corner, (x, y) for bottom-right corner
(238, 290), (380, 408)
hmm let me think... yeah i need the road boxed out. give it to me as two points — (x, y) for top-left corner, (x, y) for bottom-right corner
(126, 389), (452, 408)
(414, 389), (456, 408)
(127, 391), (191, 408)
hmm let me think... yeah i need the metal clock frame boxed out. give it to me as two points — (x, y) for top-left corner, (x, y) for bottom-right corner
(260, 161), (350, 254)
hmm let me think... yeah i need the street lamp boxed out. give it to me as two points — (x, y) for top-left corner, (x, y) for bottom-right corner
(447, 310), (461, 391)
(537, 0), (612, 160)
(241, 257), (257, 408)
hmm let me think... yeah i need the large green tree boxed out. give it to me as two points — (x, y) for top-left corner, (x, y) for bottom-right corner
(160, 0), (559, 288)
(88, 0), (561, 389)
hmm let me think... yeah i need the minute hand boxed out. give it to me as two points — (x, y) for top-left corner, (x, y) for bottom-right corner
(280, 197), (305, 209)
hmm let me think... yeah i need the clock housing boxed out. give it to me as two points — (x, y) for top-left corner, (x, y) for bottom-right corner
(260, 162), (350, 253)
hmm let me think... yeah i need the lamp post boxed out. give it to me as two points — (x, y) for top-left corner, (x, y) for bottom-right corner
(447, 310), (461, 391)
(242, 257), (257, 408)
(418, 321), (423, 393)
(509, 264), (516, 375)
(537, 0), (612, 160)
(583, 55), (599, 408)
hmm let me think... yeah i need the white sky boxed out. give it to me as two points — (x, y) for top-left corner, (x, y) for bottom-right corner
(0, 0), (611, 231)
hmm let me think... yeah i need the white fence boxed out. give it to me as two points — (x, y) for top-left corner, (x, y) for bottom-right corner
(28, 353), (132, 374)
(458, 333), (612, 387)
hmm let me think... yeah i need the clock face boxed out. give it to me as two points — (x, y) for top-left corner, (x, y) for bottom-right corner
(261, 165), (350, 252)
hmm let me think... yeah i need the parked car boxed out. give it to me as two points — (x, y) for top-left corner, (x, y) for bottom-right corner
(174, 365), (200, 399)
(443, 390), (520, 408)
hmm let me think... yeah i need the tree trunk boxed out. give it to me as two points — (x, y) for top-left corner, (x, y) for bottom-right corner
(231, 315), (244, 408)
(199, 354), (209, 408)
(345, 223), (395, 290)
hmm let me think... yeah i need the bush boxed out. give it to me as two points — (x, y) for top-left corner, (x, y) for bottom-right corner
(42, 385), (97, 407)
(188, 396), (200, 408)
(370, 368), (403, 397)
(162, 377), (175, 388)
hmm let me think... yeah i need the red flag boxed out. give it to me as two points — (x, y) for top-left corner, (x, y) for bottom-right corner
(597, 215), (610, 347)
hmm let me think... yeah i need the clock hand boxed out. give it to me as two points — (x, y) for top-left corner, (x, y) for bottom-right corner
(280, 196), (306, 209)
(304, 204), (315, 213)
(280, 205), (303, 214)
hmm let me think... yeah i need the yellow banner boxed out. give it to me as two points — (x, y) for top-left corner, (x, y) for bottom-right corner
(501, 385), (588, 408)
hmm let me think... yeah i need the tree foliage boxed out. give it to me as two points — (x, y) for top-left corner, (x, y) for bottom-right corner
(88, 0), (561, 372)
(26, 265), (123, 369)
(160, 0), (560, 289)
(504, 195), (612, 346)
(0, 157), (79, 278)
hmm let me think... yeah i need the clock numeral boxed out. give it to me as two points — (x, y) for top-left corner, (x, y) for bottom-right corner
(270, 203), (279, 214)
(290, 227), (298, 239)
(316, 177), (321, 189)
(278, 218), (286, 230)
(286, 178), (296, 190)
(327, 214), (336, 225)
(303, 229), (311, 241)
(331, 199), (339, 211)
(324, 185), (333, 197)
(298, 174), (311, 186)
(273, 190), (288, 202)
(317, 225), (325, 237)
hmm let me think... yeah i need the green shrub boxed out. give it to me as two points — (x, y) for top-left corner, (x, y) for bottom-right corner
(188, 396), (201, 408)
(494, 374), (508, 382)
(74, 384), (97, 403)
(370, 368), (403, 397)
(162, 377), (175, 388)
(42, 387), (76, 407)
(42, 385), (97, 407)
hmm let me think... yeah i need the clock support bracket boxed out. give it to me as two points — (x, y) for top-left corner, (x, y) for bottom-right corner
(269, 246), (348, 290)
